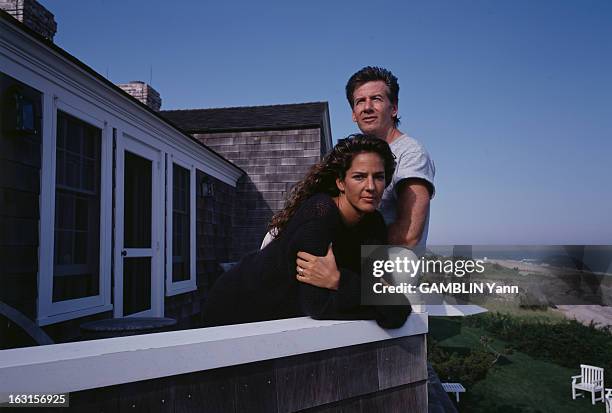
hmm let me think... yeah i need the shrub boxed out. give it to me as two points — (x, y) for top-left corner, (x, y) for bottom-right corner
(428, 338), (496, 387)
(465, 312), (612, 386)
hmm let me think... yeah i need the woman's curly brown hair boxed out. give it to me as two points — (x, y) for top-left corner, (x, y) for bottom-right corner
(268, 134), (396, 237)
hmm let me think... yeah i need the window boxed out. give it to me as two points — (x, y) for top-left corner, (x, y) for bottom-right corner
(38, 100), (111, 326)
(172, 164), (190, 282)
(166, 158), (196, 295)
(53, 111), (101, 302)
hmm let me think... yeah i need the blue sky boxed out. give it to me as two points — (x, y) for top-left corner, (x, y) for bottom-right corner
(40, 0), (612, 244)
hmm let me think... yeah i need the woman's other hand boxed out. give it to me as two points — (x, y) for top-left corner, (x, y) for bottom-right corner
(296, 244), (340, 290)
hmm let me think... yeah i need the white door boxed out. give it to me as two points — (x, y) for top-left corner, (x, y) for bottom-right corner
(114, 133), (163, 317)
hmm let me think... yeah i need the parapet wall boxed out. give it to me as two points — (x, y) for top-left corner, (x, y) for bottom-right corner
(0, 315), (429, 412)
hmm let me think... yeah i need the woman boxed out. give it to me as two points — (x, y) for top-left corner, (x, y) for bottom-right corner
(201, 134), (410, 328)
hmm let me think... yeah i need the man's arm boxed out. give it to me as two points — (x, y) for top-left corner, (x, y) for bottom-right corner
(387, 178), (431, 246)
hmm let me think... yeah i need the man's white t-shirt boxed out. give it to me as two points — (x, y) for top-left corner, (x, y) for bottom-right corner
(378, 134), (436, 248)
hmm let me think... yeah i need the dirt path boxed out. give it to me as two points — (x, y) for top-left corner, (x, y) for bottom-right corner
(554, 305), (612, 328)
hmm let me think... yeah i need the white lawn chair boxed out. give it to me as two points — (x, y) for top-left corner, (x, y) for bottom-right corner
(605, 388), (611, 413)
(571, 364), (604, 404)
(441, 382), (466, 403)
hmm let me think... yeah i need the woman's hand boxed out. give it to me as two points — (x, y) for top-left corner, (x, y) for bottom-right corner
(296, 244), (340, 290)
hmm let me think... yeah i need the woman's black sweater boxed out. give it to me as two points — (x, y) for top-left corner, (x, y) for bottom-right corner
(201, 193), (410, 328)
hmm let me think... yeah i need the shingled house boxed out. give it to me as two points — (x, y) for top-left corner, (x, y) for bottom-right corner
(0, 2), (333, 346)
(161, 103), (332, 258)
(0, 7), (246, 343)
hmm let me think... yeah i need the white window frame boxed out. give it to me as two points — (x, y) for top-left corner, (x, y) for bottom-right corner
(165, 153), (196, 296)
(37, 98), (113, 326)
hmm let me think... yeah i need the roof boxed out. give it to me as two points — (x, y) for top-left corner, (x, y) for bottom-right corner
(160, 102), (329, 133)
(0, 10), (243, 175)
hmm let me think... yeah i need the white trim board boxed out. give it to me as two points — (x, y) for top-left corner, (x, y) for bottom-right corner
(0, 314), (428, 401)
(416, 304), (488, 317)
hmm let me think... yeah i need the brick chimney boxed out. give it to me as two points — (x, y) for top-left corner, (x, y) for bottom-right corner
(117, 81), (162, 112)
(0, 0), (57, 41)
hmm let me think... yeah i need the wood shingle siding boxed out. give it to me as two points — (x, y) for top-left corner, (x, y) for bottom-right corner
(162, 104), (332, 258)
(0, 159), (40, 192)
(0, 74), (41, 344)
(0, 188), (38, 218)
(64, 334), (427, 413)
(194, 129), (324, 258)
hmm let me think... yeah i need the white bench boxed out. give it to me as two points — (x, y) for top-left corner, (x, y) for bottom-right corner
(571, 364), (604, 404)
(442, 382), (466, 403)
(605, 388), (611, 413)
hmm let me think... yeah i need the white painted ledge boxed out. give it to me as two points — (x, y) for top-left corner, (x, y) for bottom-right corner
(0, 313), (428, 401)
(415, 304), (488, 316)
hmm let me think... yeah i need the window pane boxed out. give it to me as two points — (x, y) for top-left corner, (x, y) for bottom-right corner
(53, 111), (101, 303)
(66, 121), (81, 154)
(83, 128), (97, 158)
(55, 192), (74, 229)
(53, 272), (99, 302)
(74, 232), (87, 264)
(74, 197), (88, 230)
(54, 230), (73, 265)
(124, 151), (152, 248)
(172, 164), (190, 282)
(56, 150), (65, 186)
(123, 257), (151, 316)
(57, 116), (66, 148)
(82, 159), (95, 192)
(66, 153), (80, 188)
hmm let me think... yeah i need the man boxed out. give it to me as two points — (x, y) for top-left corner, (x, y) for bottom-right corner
(345, 66), (435, 247)
(295, 70), (439, 315)
(264, 66), (435, 250)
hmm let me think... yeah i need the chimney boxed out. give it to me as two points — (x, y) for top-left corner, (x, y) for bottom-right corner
(0, 0), (57, 41)
(117, 81), (162, 112)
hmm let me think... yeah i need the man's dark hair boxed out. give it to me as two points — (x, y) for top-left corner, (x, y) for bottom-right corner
(345, 66), (400, 126)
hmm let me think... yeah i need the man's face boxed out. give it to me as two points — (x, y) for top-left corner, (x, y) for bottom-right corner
(351, 80), (398, 138)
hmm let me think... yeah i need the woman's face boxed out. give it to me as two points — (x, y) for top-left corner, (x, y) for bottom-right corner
(336, 152), (386, 216)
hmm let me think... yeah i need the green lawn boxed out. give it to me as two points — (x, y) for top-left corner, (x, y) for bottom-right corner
(429, 317), (606, 413)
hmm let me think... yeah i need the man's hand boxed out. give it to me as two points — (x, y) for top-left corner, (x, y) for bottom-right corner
(296, 244), (340, 290)
(387, 178), (431, 246)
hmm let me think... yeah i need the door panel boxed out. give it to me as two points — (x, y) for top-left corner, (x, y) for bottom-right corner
(114, 134), (162, 318)
(124, 151), (152, 248)
(123, 257), (152, 316)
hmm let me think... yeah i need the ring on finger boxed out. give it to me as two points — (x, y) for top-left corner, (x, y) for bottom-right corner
(298, 267), (304, 274)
